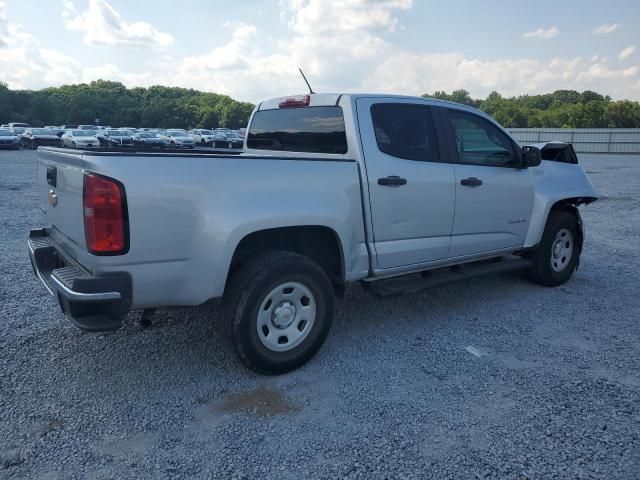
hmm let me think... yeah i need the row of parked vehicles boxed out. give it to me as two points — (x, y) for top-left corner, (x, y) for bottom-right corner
(0, 122), (246, 150)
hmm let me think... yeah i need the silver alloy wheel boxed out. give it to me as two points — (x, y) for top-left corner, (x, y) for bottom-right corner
(256, 281), (317, 352)
(550, 228), (574, 272)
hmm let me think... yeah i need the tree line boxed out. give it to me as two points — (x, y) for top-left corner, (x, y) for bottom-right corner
(0, 80), (255, 129)
(422, 89), (640, 128)
(1, 80), (639, 129)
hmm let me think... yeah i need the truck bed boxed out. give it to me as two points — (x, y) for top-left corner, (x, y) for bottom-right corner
(36, 147), (370, 308)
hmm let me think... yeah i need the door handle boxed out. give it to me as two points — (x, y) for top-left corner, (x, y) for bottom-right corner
(460, 177), (482, 187)
(378, 176), (407, 187)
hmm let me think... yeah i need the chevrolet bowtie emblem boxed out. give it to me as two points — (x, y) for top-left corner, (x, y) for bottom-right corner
(48, 189), (58, 207)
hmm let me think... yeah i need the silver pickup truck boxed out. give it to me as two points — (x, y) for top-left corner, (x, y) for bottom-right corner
(29, 93), (599, 374)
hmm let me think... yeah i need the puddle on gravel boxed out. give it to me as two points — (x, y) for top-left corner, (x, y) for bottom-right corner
(213, 387), (296, 417)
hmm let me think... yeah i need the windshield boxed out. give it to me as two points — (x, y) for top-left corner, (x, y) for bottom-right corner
(32, 128), (54, 135)
(140, 133), (156, 138)
(201, 130), (213, 135)
(72, 130), (95, 137)
(12, 127), (26, 134)
(108, 130), (127, 137)
(168, 130), (185, 136)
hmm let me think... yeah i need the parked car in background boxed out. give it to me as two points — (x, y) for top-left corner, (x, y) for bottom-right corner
(8, 122), (30, 130)
(60, 130), (100, 148)
(9, 125), (27, 135)
(132, 132), (165, 148)
(97, 129), (134, 147)
(190, 129), (217, 146)
(210, 130), (243, 149)
(0, 128), (20, 149)
(157, 130), (195, 148)
(20, 128), (62, 149)
(44, 126), (66, 137)
(224, 131), (244, 149)
(78, 125), (98, 130)
(61, 125), (78, 130)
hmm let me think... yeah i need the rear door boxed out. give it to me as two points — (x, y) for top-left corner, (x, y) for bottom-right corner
(356, 98), (455, 269)
(440, 108), (534, 257)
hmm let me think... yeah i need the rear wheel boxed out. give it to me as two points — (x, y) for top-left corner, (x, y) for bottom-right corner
(526, 210), (580, 286)
(31, 140), (38, 150)
(223, 251), (334, 374)
(170, 141), (176, 148)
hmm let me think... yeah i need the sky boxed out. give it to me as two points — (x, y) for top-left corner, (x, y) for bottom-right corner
(1, 0), (639, 102)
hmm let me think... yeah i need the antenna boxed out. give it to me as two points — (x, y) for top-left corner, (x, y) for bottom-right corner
(298, 68), (315, 94)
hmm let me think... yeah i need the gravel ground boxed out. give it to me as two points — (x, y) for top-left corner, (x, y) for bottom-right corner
(1, 150), (639, 480)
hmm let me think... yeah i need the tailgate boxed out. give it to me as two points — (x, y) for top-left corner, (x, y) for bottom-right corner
(38, 149), (88, 250)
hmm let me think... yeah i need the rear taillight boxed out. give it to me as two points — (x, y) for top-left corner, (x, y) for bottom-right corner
(278, 95), (310, 108)
(83, 172), (128, 255)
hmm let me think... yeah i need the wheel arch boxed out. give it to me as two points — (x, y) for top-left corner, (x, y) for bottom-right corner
(524, 195), (597, 250)
(225, 225), (346, 298)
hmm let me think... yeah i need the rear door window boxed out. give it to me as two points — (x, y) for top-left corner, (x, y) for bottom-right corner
(370, 103), (440, 162)
(247, 106), (348, 154)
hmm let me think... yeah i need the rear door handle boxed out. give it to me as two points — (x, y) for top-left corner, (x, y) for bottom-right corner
(460, 177), (482, 187)
(378, 176), (407, 187)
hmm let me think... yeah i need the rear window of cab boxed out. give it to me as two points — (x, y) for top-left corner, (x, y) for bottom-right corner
(247, 106), (348, 154)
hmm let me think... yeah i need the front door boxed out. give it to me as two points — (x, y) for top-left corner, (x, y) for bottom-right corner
(441, 108), (534, 257)
(356, 98), (456, 269)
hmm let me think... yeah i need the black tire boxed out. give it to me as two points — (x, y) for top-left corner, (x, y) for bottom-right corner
(31, 141), (38, 150)
(201, 139), (205, 146)
(222, 251), (335, 374)
(170, 141), (176, 148)
(21, 139), (26, 149)
(526, 210), (580, 286)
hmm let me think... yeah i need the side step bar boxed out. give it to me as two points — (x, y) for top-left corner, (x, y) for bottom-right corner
(362, 256), (532, 298)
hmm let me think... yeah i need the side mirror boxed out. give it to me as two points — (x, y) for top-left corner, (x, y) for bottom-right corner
(521, 146), (541, 168)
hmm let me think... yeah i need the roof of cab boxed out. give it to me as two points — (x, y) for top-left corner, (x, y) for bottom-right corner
(258, 92), (484, 112)
(256, 93), (495, 123)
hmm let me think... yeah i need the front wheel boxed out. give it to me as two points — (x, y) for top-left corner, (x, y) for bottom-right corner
(223, 251), (335, 374)
(526, 210), (580, 286)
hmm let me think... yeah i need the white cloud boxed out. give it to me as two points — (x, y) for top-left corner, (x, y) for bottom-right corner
(62, 0), (174, 48)
(81, 64), (152, 85)
(0, 1), (80, 88)
(593, 23), (620, 34)
(282, 0), (412, 34)
(523, 26), (560, 39)
(618, 45), (636, 61)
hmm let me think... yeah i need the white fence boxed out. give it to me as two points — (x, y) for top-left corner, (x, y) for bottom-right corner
(508, 129), (640, 154)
